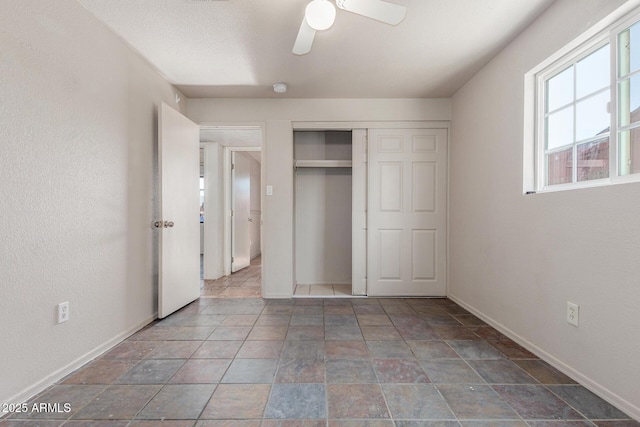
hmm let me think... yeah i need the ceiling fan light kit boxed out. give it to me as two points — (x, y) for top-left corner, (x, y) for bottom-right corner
(305, 0), (337, 30)
(292, 0), (407, 55)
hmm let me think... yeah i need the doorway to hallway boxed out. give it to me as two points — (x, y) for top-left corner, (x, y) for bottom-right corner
(200, 126), (263, 299)
(201, 255), (262, 298)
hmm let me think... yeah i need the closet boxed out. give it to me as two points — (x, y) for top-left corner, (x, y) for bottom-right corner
(292, 126), (448, 298)
(294, 131), (355, 296)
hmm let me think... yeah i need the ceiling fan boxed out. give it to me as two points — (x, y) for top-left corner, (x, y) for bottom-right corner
(293, 0), (407, 55)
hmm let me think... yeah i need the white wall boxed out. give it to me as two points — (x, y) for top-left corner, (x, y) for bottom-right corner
(0, 0), (182, 405)
(450, 0), (640, 419)
(249, 153), (262, 259)
(203, 142), (225, 279)
(186, 98), (451, 297)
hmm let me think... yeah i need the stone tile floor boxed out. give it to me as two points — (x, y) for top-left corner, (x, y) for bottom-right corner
(2, 297), (638, 427)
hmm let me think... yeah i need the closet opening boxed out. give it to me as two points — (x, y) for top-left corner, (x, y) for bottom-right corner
(293, 130), (356, 297)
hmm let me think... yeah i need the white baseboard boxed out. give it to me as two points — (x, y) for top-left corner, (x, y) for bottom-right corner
(3, 313), (157, 407)
(262, 292), (293, 299)
(448, 293), (640, 421)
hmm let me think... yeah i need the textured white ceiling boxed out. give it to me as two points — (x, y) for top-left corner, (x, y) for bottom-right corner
(76, 0), (555, 98)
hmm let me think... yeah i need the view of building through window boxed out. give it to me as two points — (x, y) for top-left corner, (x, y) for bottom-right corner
(544, 44), (610, 185)
(541, 15), (640, 188)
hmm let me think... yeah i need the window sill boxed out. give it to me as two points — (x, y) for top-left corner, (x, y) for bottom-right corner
(525, 174), (640, 194)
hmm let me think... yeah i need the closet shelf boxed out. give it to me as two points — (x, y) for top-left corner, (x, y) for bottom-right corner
(295, 160), (353, 168)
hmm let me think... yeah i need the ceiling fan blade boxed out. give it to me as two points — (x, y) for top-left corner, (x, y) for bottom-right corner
(293, 18), (316, 55)
(336, 0), (406, 25)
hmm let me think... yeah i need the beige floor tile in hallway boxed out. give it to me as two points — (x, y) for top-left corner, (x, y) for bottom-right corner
(201, 256), (262, 299)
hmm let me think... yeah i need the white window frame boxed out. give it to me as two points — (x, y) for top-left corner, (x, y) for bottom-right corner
(532, 6), (640, 192)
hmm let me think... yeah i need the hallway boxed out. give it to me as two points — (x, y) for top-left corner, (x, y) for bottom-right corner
(201, 256), (262, 299)
(2, 297), (635, 426)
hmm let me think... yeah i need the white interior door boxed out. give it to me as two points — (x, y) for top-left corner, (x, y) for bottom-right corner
(232, 151), (251, 272)
(367, 128), (448, 296)
(158, 102), (200, 318)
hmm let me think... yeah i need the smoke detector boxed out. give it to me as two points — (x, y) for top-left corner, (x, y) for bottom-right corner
(273, 83), (288, 94)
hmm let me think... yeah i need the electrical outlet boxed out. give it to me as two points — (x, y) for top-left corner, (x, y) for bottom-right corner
(567, 301), (579, 327)
(57, 302), (70, 323)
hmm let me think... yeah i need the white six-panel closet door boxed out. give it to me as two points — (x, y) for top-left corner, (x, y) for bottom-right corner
(367, 128), (448, 297)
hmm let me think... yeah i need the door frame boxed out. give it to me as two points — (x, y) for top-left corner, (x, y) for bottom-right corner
(199, 123), (264, 284)
(292, 121), (450, 296)
(223, 146), (262, 276)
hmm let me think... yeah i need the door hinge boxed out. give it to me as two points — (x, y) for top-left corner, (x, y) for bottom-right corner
(231, 163), (235, 170)
(231, 210), (234, 217)
(231, 256), (234, 262)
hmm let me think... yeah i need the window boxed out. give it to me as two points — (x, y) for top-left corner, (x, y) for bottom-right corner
(544, 44), (610, 186)
(617, 20), (640, 176)
(535, 10), (640, 190)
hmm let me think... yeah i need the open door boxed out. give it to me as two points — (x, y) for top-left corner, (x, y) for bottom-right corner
(158, 102), (200, 318)
(231, 151), (251, 272)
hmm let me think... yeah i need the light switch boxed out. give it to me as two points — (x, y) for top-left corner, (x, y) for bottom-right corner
(266, 185), (273, 196)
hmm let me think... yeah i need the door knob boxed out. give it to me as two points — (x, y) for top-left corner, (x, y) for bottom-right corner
(164, 221), (175, 228)
(153, 221), (162, 228)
